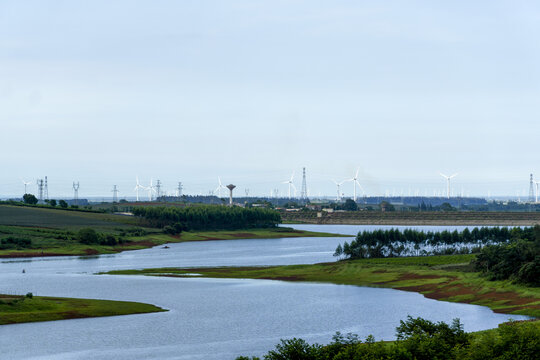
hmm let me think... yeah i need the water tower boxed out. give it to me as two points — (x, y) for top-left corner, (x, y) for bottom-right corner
(226, 184), (236, 206)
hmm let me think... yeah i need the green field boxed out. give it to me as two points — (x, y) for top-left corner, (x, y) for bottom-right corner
(106, 254), (540, 318)
(0, 205), (141, 230)
(0, 205), (345, 257)
(0, 294), (165, 325)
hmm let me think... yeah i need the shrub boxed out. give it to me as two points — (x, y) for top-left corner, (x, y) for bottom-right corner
(78, 228), (99, 244)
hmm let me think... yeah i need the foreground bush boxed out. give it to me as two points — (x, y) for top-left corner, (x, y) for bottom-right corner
(236, 317), (539, 360)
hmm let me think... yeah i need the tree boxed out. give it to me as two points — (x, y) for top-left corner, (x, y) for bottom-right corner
(78, 228), (99, 244)
(23, 194), (38, 205)
(333, 244), (343, 258)
(59, 200), (68, 208)
(49, 199), (57, 207)
(440, 202), (455, 212)
(342, 199), (358, 211)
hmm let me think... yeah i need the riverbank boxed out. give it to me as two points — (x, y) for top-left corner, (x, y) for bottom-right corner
(0, 294), (166, 325)
(282, 210), (540, 226)
(106, 254), (540, 318)
(0, 227), (347, 258)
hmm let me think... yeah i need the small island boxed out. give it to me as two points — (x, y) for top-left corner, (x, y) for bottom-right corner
(0, 293), (166, 325)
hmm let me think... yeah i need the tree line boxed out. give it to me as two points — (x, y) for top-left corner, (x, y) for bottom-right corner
(236, 316), (539, 360)
(132, 205), (281, 231)
(334, 227), (534, 259)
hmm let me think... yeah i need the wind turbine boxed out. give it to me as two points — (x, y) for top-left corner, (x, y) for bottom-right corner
(440, 173), (458, 199)
(332, 179), (346, 202)
(21, 179), (31, 194)
(145, 178), (156, 201)
(282, 171), (297, 198)
(346, 168), (365, 202)
(134, 176), (144, 202)
(214, 177), (226, 197)
(534, 180), (540, 203)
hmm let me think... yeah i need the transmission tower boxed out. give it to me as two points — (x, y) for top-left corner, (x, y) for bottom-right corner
(155, 180), (162, 200)
(73, 181), (80, 205)
(245, 188), (250, 197)
(112, 185), (119, 203)
(37, 179), (44, 202)
(44, 176), (49, 200)
(300, 167), (308, 200)
(176, 182), (183, 197)
(529, 174), (535, 202)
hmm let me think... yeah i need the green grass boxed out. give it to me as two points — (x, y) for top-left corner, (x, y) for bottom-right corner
(0, 205), (141, 230)
(0, 294), (166, 325)
(105, 254), (540, 318)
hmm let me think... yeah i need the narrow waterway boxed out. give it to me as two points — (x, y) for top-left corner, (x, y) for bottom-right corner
(0, 225), (529, 359)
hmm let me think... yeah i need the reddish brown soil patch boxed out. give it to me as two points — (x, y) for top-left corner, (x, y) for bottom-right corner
(395, 281), (539, 310)
(119, 240), (156, 247)
(398, 272), (445, 281)
(179, 267), (265, 273)
(0, 252), (73, 258)
(84, 249), (99, 255)
(494, 305), (540, 314)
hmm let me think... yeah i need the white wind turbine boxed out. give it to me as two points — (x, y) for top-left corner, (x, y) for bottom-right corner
(346, 168), (365, 202)
(440, 173), (458, 199)
(145, 178), (156, 201)
(534, 180), (540, 203)
(214, 177), (226, 197)
(282, 171), (297, 198)
(21, 179), (31, 194)
(134, 176), (144, 202)
(332, 179), (346, 202)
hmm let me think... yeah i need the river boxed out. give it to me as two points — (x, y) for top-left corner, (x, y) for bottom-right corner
(0, 224), (529, 359)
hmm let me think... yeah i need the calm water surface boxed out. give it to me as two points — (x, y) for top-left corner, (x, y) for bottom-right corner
(0, 224), (529, 359)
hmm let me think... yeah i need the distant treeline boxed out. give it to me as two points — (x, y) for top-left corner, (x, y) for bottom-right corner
(132, 205), (281, 230)
(334, 226), (540, 286)
(236, 316), (539, 360)
(334, 227), (529, 259)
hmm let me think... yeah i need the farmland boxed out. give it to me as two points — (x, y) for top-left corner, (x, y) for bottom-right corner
(281, 210), (540, 226)
(0, 205), (343, 257)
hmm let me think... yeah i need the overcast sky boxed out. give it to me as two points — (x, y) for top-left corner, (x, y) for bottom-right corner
(1, 1), (539, 198)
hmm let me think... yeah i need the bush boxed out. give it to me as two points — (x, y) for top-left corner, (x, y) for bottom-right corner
(25, 292), (33, 299)
(23, 194), (38, 205)
(78, 228), (99, 244)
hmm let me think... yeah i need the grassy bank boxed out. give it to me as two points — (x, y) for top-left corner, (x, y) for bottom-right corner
(0, 294), (166, 325)
(282, 210), (540, 226)
(106, 254), (540, 318)
(0, 226), (346, 258)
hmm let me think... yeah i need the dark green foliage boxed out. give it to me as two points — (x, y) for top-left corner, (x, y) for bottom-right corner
(163, 222), (186, 235)
(336, 227), (530, 260)
(78, 228), (99, 244)
(394, 316), (468, 360)
(264, 338), (322, 360)
(49, 199), (57, 207)
(23, 194), (38, 205)
(59, 200), (68, 208)
(0, 236), (32, 249)
(132, 205), (281, 230)
(342, 199), (358, 211)
(236, 318), (539, 360)
(474, 226), (540, 285)
(25, 292), (33, 299)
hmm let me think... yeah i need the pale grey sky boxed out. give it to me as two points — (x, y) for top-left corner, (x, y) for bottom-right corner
(1, 1), (539, 198)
